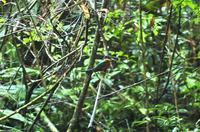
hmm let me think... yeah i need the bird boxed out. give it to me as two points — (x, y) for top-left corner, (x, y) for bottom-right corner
(86, 58), (112, 74)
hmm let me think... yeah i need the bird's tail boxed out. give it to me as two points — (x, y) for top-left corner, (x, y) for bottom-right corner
(86, 68), (93, 74)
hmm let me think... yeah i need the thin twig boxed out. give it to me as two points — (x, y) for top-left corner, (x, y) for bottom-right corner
(0, 3), (13, 51)
(158, 3), (182, 101)
(67, 20), (92, 132)
(28, 58), (78, 131)
(139, 0), (149, 131)
(34, 107), (59, 132)
(99, 70), (170, 99)
(156, 5), (173, 103)
(0, 61), (73, 122)
(88, 77), (103, 128)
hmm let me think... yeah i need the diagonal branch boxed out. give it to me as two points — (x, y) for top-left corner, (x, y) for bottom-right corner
(88, 76), (104, 128)
(67, 19), (94, 132)
(67, 1), (109, 130)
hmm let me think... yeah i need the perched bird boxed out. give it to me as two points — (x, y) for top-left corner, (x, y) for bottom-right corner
(86, 58), (112, 73)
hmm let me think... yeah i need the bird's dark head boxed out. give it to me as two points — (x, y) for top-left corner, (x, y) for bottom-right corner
(104, 56), (112, 62)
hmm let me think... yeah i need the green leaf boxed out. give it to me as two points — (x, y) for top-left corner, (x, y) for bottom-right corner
(2, 0), (6, 4)
(186, 77), (196, 88)
(103, 78), (113, 87)
(179, 109), (188, 114)
(0, 18), (5, 23)
(139, 108), (147, 115)
(109, 71), (121, 77)
(0, 109), (27, 123)
(132, 120), (148, 127)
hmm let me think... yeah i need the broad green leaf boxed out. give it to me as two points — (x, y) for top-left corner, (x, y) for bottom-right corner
(139, 108), (147, 115)
(186, 77), (196, 88)
(0, 109), (27, 123)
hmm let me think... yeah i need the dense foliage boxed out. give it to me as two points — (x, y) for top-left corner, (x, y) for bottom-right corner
(0, 0), (200, 131)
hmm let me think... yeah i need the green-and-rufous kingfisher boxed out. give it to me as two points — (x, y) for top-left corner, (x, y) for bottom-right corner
(86, 57), (112, 73)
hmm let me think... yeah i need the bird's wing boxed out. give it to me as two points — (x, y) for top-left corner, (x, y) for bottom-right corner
(93, 61), (106, 71)
(86, 68), (93, 73)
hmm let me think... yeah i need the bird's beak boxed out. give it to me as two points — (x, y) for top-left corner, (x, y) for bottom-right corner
(110, 58), (116, 62)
